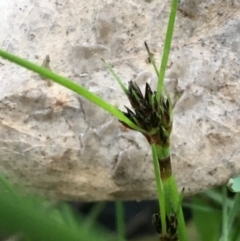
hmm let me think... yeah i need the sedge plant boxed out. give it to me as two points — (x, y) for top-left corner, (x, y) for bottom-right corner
(0, 0), (188, 240)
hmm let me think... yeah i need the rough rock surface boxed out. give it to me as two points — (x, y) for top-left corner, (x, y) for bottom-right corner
(1, 0), (240, 201)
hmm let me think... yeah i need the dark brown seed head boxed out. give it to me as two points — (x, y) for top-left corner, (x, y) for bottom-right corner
(121, 81), (172, 145)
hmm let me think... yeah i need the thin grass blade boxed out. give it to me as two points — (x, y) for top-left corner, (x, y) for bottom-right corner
(0, 49), (144, 133)
(144, 42), (159, 78)
(102, 58), (128, 96)
(157, 0), (178, 101)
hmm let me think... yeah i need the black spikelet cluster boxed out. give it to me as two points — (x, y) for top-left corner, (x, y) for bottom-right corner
(120, 80), (172, 145)
(152, 212), (178, 241)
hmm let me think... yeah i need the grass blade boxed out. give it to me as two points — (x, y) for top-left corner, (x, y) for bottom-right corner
(228, 193), (240, 230)
(102, 59), (128, 96)
(157, 0), (178, 100)
(219, 186), (229, 241)
(0, 49), (143, 132)
(192, 197), (221, 241)
(144, 42), (159, 78)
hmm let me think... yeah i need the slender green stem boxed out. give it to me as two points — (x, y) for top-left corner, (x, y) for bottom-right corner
(183, 202), (219, 212)
(228, 193), (240, 230)
(116, 201), (125, 241)
(152, 143), (188, 241)
(102, 59), (128, 96)
(154, 144), (172, 214)
(157, 0), (178, 101)
(168, 176), (188, 241)
(162, 177), (172, 216)
(144, 42), (159, 78)
(220, 185), (228, 241)
(204, 189), (233, 209)
(151, 144), (166, 234)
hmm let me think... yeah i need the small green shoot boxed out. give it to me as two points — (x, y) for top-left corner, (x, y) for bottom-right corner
(101, 58), (128, 96)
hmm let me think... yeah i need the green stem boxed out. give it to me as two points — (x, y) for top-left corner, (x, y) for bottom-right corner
(168, 176), (188, 241)
(153, 142), (188, 241)
(151, 144), (166, 234)
(155, 145), (172, 217)
(228, 193), (240, 230)
(116, 201), (125, 241)
(220, 186), (228, 241)
(157, 0), (178, 101)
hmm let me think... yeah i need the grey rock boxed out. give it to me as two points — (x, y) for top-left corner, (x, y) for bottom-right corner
(0, 0), (240, 201)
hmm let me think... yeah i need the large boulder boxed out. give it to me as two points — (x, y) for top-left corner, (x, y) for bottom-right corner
(0, 0), (240, 201)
